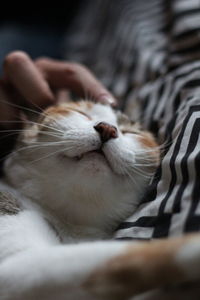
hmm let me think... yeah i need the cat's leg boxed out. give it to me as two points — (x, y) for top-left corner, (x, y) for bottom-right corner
(0, 241), (126, 300)
(85, 234), (200, 300)
(0, 208), (60, 261)
(1, 234), (200, 300)
(1, 204), (200, 300)
(0, 200), (126, 300)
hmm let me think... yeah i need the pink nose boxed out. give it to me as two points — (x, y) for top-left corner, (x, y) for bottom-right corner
(94, 122), (118, 143)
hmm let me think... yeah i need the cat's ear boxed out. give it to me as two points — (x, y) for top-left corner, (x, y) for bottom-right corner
(116, 111), (144, 129)
(116, 111), (131, 125)
(116, 111), (138, 126)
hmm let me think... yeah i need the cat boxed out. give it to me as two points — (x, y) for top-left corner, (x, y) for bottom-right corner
(0, 100), (159, 299)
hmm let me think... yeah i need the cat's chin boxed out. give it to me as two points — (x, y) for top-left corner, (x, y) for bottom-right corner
(63, 149), (114, 175)
(74, 151), (112, 174)
(75, 149), (105, 161)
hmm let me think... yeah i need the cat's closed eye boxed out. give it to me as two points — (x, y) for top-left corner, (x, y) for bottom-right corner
(121, 130), (140, 135)
(71, 109), (91, 120)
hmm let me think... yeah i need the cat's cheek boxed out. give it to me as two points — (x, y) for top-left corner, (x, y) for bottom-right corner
(136, 135), (160, 168)
(103, 137), (137, 175)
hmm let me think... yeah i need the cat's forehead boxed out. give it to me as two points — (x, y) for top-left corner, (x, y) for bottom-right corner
(40, 101), (117, 124)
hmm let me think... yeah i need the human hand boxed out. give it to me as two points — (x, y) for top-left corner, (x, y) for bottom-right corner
(0, 51), (116, 163)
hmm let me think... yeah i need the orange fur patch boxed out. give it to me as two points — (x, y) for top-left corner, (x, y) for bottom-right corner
(45, 106), (72, 117)
(83, 235), (197, 300)
(68, 100), (94, 110)
(138, 132), (158, 149)
(39, 101), (93, 126)
(137, 132), (160, 167)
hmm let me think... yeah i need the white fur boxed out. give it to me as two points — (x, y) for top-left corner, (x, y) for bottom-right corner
(0, 102), (156, 299)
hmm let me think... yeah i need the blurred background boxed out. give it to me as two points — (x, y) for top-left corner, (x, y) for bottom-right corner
(0, 2), (82, 74)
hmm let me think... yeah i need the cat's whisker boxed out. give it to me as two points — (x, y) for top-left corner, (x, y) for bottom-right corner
(136, 147), (162, 154)
(136, 139), (170, 152)
(28, 146), (69, 165)
(2, 141), (68, 162)
(33, 141), (67, 146)
(0, 129), (29, 133)
(130, 168), (152, 179)
(27, 141), (85, 165)
(0, 144), (40, 163)
(133, 160), (157, 170)
(0, 131), (24, 141)
(29, 121), (64, 134)
(134, 163), (158, 168)
(134, 160), (157, 166)
(23, 118), (65, 134)
(135, 154), (160, 161)
(0, 98), (67, 134)
(128, 163), (155, 178)
(23, 96), (45, 115)
(124, 168), (138, 186)
(0, 120), (26, 124)
(114, 160), (148, 185)
(0, 129), (63, 141)
(85, 92), (97, 104)
(0, 120), (64, 134)
(0, 97), (47, 118)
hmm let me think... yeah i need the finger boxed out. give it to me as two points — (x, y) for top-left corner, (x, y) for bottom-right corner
(35, 58), (117, 106)
(3, 51), (55, 109)
(55, 89), (71, 103)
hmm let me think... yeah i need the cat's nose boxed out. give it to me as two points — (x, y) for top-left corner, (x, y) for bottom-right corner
(94, 122), (118, 143)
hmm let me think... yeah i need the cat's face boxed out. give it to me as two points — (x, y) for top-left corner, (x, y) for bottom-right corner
(5, 101), (159, 234)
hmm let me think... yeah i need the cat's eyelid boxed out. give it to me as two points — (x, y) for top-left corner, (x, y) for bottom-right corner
(69, 108), (91, 120)
(122, 130), (139, 135)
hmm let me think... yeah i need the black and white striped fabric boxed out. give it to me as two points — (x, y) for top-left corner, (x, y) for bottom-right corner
(65, 0), (200, 240)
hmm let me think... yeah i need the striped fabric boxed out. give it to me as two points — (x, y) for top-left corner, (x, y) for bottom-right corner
(65, 0), (200, 240)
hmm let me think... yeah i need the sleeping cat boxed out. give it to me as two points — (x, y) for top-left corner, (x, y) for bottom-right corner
(0, 100), (159, 299)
